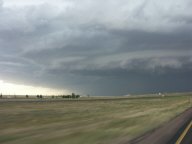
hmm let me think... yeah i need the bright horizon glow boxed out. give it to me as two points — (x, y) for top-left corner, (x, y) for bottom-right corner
(0, 80), (70, 95)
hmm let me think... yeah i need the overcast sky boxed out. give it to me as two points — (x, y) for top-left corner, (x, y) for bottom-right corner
(0, 0), (192, 95)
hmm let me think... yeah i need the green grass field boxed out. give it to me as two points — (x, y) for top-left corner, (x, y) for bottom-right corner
(0, 95), (191, 144)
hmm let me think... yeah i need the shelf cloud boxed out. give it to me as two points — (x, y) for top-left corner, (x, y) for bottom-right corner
(0, 0), (192, 95)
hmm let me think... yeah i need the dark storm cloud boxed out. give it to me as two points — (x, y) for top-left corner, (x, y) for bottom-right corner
(0, 0), (192, 95)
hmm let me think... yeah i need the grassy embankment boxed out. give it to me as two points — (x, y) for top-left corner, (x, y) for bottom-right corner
(0, 94), (191, 144)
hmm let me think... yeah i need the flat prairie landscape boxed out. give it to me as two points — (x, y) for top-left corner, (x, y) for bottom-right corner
(0, 95), (191, 144)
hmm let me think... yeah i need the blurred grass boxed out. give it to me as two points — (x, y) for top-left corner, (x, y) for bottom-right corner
(0, 95), (191, 144)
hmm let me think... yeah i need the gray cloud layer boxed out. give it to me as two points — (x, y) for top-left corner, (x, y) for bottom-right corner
(0, 0), (192, 95)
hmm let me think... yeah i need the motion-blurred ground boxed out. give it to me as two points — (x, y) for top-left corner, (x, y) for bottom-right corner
(0, 94), (191, 144)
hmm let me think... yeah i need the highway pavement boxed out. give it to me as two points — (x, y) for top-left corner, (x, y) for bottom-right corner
(176, 121), (192, 144)
(129, 108), (192, 144)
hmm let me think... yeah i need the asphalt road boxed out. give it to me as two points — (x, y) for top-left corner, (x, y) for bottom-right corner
(129, 108), (192, 144)
(179, 122), (192, 144)
(168, 120), (192, 144)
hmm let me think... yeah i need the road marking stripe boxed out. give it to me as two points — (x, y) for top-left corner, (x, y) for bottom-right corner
(175, 120), (192, 144)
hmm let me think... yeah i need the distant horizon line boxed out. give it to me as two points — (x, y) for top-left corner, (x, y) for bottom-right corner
(0, 91), (192, 97)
